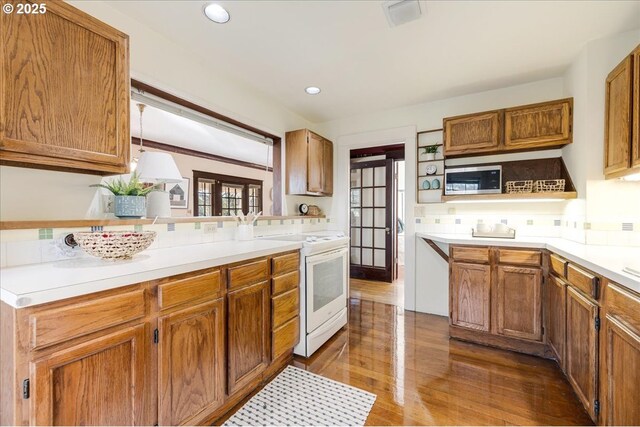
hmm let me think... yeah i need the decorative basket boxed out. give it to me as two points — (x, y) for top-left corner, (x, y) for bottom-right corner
(505, 180), (534, 194)
(308, 205), (321, 216)
(74, 231), (156, 260)
(534, 179), (565, 193)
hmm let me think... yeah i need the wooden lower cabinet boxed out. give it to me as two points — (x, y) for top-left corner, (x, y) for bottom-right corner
(600, 282), (640, 426)
(566, 286), (599, 420)
(1, 250), (301, 426)
(450, 261), (491, 331)
(495, 265), (543, 342)
(30, 324), (150, 426)
(158, 299), (225, 426)
(547, 274), (567, 368)
(601, 316), (640, 425)
(227, 281), (270, 395)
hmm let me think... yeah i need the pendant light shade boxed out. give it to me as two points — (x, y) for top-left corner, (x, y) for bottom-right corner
(135, 151), (183, 183)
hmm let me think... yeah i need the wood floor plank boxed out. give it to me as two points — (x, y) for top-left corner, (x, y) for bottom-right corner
(293, 298), (593, 426)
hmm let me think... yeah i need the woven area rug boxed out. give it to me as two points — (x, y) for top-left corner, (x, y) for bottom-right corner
(223, 366), (377, 426)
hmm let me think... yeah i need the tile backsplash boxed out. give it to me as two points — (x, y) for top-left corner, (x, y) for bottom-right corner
(0, 217), (331, 268)
(414, 211), (640, 247)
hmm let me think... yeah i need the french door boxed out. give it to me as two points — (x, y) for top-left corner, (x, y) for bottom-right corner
(349, 159), (395, 282)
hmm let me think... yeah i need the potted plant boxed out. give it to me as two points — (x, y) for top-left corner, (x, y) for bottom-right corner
(91, 173), (158, 218)
(423, 145), (439, 161)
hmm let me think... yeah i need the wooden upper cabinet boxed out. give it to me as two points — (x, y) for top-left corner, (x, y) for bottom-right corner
(31, 324), (150, 426)
(307, 132), (324, 193)
(0, 0), (130, 174)
(443, 111), (502, 156)
(227, 281), (270, 395)
(285, 129), (333, 196)
(547, 274), (567, 369)
(495, 265), (543, 342)
(158, 299), (225, 426)
(450, 261), (491, 332)
(604, 54), (633, 178)
(504, 99), (572, 149)
(632, 45), (640, 170)
(443, 98), (573, 157)
(322, 138), (333, 195)
(565, 286), (599, 421)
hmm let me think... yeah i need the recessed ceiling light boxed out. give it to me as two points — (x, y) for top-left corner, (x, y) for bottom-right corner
(203, 3), (230, 24)
(305, 86), (321, 95)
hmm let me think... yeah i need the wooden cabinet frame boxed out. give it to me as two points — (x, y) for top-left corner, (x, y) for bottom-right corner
(285, 129), (333, 196)
(443, 98), (573, 157)
(30, 324), (149, 426)
(604, 44), (640, 179)
(0, 0), (130, 174)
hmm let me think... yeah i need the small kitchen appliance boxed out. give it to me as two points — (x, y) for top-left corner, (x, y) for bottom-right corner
(444, 165), (502, 195)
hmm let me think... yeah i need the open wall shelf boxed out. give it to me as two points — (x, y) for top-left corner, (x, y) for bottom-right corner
(440, 157), (577, 202)
(416, 129), (444, 204)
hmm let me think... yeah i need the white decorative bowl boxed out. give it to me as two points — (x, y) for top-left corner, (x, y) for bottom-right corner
(74, 231), (156, 260)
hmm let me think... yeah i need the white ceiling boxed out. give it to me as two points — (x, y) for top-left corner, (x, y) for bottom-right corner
(131, 101), (273, 167)
(109, 1), (640, 123)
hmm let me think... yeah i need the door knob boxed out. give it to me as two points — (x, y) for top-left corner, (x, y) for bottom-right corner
(385, 227), (391, 234)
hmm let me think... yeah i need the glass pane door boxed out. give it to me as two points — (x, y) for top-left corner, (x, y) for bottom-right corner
(350, 159), (393, 282)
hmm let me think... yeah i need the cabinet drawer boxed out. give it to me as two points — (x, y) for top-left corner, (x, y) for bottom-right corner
(272, 270), (299, 296)
(567, 263), (600, 300)
(550, 253), (567, 278)
(29, 290), (145, 350)
(158, 268), (222, 310)
(272, 316), (299, 360)
(451, 246), (489, 263)
(228, 258), (269, 290)
(605, 282), (640, 335)
(498, 249), (541, 266)
(272, 252), (299, 275)
(272, 288), (299, 328)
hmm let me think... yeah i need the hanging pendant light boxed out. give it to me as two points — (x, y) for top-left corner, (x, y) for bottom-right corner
(133, 103), (183, 218)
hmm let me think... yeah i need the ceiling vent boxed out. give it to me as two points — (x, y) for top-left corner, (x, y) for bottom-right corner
(382, 0), (422, 27)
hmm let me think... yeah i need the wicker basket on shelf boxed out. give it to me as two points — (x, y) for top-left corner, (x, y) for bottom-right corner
(534, 179), (565, 193)
(505, 180), (534, 194)
(74, 231), (156, 260)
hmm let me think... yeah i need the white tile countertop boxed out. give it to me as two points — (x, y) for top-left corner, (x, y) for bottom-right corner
(0, 240), (302, 309)
(417, 232), (640, 294)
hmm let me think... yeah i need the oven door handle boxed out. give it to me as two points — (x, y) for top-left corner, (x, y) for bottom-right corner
(306, 247), (349, 265)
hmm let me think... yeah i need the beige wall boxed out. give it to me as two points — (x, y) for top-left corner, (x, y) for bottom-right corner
(132, 145), (273, 217)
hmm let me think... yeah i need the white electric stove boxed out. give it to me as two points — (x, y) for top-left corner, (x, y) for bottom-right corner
(265, 231), (349, 357)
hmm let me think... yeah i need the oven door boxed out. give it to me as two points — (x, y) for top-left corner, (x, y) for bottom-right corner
(305, 247), (349, 333)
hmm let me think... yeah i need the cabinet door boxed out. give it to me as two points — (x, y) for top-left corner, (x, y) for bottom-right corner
(604, 55), (633, 177)
(632, 44), (640, 170)
(0, 0), (130, 174)
(227, 281), (270, 395)
(307, 132), (324, 193)
(443, 111), (502, 156)
(601, 315), (640, 426)
(495, 265), (543, 342)
(547, 274), (567, 368)
(450, 262), (490, 332)
(31, 325), (149, 426)
(158, 299), (225, 426)
(566, 286), (599, 420)
(504, 99), (571, 149)
(322, 138), (333, 195)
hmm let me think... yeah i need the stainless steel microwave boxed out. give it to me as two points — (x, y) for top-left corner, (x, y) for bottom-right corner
(444, 165), (502, 195)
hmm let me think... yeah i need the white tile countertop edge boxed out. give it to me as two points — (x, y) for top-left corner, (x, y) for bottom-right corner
(0, 240), (302, 309)
(417, 232), (640, 294)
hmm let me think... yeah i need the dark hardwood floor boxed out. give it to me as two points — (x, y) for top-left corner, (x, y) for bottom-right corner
(292, 298), (593, 426)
